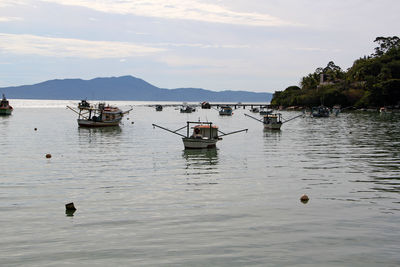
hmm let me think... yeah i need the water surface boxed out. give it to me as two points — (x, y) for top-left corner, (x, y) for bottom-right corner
(0, 100), (399, 266)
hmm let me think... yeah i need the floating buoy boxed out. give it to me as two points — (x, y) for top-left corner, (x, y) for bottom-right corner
(65, 202), (76, 211)
(65, 202), (76, 216)
(45, 153), (52, 158)
(131, 122), (134, 124)
(34, 128), (37, 131)
(300, 194), (309, 204)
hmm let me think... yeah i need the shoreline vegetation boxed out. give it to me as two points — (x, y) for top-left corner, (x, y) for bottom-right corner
(271, 36), (400, 111)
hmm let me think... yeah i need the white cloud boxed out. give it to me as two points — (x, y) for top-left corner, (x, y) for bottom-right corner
(0, 33), (165, 58)
(0, 0), (24, 7)
(0, 16), (23, 22)
(40, 0), (298, 27)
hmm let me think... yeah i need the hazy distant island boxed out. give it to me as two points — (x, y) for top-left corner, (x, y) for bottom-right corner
(0, 76), (272, 103)
(271, 36), (400, 109)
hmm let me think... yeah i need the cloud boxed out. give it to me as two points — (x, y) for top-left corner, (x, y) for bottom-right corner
(40, 0), (298, 27)
(152, 42), (251, 49)
(0, 0), (25, 7)
(0, 16), (23, 22)
(0, 33), (165, 58)
(294, 47), (343, 53)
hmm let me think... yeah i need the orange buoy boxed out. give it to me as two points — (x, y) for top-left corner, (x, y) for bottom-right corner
(300, 194), (309, 204)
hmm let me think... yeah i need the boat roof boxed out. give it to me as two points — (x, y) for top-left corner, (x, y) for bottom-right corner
(194, 125), (218, 129)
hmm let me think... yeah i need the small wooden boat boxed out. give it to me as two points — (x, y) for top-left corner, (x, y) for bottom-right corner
(0, 94), (13, 115)
(219, 106), (232, 116)
(67, 100), (132, 127)
(201, 101), (211, 109)
(332, 105), (341, 116)
(155, 105), (163, 111)
(152, 121), (247, 149)
(259, 107), (273, 115)
(311, 106), (330, 117)
(180, 105), (196, 113)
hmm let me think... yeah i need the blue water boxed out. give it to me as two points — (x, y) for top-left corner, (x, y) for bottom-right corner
(0, 100), (399, 266)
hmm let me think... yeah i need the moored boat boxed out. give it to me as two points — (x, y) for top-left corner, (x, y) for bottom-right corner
(219, 106), (232, 116)
(259, 107), (272, 115)
(152, 121), (247, 149)
(67, 100), (132, 127)
(250, 107), (259, 113)
(180, 105), (196, 113)
(311, 105), (330, 117)
(201, 101), (211, 109)
(0, 94), (13, 115)
(262, 114), (283, 130)
(245, 112), (303, 130)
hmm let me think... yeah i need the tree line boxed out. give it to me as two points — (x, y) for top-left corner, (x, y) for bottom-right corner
(271, 36), (400, 108)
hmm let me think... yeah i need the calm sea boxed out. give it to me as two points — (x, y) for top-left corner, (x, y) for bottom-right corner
(1, 100), (399, 266)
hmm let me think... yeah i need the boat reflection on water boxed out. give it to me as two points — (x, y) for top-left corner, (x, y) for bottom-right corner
(77, 125), (123, 143)
(78, 125), (122, 135)
(263, 127), (282, 138)
(183, 148), (219, 189)
(182, 148), (218, 164)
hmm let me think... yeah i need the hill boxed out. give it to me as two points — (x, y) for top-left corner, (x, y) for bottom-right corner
(0, 75), (271, 102)
(271, 36), (400, 108)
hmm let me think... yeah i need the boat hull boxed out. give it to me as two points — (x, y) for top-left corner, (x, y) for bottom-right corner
(0, 108), (12, 115)
(182, 137), (218, 149)
(263, 123), (282, 130)
(77, 119), (120, 127)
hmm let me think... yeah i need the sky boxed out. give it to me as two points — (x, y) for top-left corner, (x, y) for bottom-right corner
(0, 0), (398, 93)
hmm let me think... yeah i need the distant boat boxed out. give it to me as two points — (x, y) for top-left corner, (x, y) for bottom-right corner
(259, 106), (273, 115)
(332, 105), (341, 116)
(201, 101), (211, 109)
(152, 121), (247, 149)
(311, 106), (330, 117)
(219, 106), (232, 116)
(180, 105), (196, 113)
(245, 112), (303, 130)
(155, 105), (163, 111)
(250, 107), (259, 113)
(67, 100), (132, 127)
(0, 94), (13, 115)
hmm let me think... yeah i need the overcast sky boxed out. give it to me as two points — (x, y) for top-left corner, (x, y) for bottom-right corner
(0, 0), (398, 92)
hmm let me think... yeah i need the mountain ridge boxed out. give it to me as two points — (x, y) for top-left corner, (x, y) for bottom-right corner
(0, 75), (272, 102)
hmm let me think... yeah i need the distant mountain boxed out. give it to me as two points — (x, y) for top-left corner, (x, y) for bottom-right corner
(0, 75), (272, 102)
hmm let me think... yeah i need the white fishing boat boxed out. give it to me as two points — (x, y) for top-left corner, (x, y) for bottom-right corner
(245, 112), (303, 130)
(262, 114), (283, 130)
(180, 105), (196, 113)
(0, 94), (13, 115)
(152, 121), (247, 149)
(311, 105), (330, 117)
(219, 106), (232, 116)
(67, 100), (132, 127)
(259, 106), (272, 115)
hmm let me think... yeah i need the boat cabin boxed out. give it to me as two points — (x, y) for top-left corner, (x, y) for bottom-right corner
(191, 124), (219, 139)
(263, 114), (282, 125)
